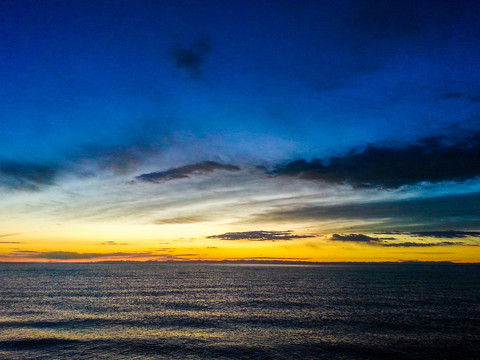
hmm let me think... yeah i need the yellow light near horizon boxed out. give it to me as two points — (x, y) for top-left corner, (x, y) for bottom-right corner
(1, 218), (479, 263)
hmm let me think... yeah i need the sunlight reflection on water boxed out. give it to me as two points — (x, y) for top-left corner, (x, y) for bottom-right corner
(1, 262), (479, 359)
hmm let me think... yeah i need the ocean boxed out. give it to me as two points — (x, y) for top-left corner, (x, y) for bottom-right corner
(0, 262), (479, 359)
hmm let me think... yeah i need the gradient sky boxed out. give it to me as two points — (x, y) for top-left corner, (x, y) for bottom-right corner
(1, 0), (480, 262)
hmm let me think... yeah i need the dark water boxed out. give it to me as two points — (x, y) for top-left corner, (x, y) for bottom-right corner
(1, 262), (479, 359)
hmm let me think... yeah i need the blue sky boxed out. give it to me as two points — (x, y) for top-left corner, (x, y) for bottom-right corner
(1, 0), (480, 261)
(2, 0), (479, 162)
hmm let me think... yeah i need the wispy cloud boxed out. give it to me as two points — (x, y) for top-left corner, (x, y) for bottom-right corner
(382, 241), (464, 247)
(0, 161), (60, 191)
(0, 233), (19, 238)
(5, 250), (197, 261)
(136, 161), (240, 183)
(153, 216), (210, 225)
(409, 231), (480, 239)
(249, 191), (480, 231)
(330, 233), (382, 243)
(329, 234), (472, 247)
(208, 230), (314, 241)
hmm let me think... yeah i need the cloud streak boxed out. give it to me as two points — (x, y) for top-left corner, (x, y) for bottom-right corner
(382, 241), (464, 248)
(100, 241), (128, 245)
(409, 231), (480, 239)
(329, 234), (472, 247)
(330, 233), (381, 243)
(153, 216), (210, 225)
(272, 133), (480, 188)
(0, 233), (18, 238)
(0, 161), (59, 191)
(250, 191), (480, 231)
(136, 161), (240, 183)
(5, 250), (196, 261)
(208, 230), (314, 241)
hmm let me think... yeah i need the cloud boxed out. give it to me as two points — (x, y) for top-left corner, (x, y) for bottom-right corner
(348, 0), (424, 39)
(153, 216), (210, 224)
(330, 233), (381, 243)
(7, 250), (196, 261)
(0, 233), (18, 238)
(76, 143), (159, 175)
(156, 248), (175, 252)
(208, 230), (314, 241)
(100, 241), (128, 245)
(0, 133), (167, 191)
(409, 231), (480, 239)
(272, 132), (480, 188)
(171, 38), (212, 79)
(329, 234), (471, 247)
(249, 192), (480, 231)
(347, 0), (476, 41)
(0, 161), (59, 191)
(442, 92), (480, 103)
(330, 232), (478, 243)
(382, 241), (464, 247)
(23, 251), (133, 260)
(224, 257), (311, 261)
(443, 92), (464, 100)
(248, 192), (480, 236)
(136, 161), (240, 183)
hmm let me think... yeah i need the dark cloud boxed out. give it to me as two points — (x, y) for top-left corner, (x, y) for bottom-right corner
(330, 233), (381, 243)
(31, 251), (108, 260)
(348, 0), (423, 39)
(249, 192), (480, 231)
(442, 92), (463, 100)
(347, 0), (477, 41)
(410, 231), (480, 239)
(9, 250), (194, 260)
(4, 250), (111, 260)
(442, 92), (480, 103)
(0, 161), (59, 191)
(330, 234), (470, 247)
(374, 231), (409, 235)
(208, 230), (314, 241)
(272, 132), (480, 188)
(346, 231), (480, 240)
(382, 241), (464, 247)
(171, 38), (212, 80)
(136, 161), (240, 183)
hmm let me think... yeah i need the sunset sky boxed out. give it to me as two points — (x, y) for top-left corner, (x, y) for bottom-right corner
(1, 0), (480, 262)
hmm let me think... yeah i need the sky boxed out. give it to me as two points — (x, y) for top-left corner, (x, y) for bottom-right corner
(1, 0), (480, 262)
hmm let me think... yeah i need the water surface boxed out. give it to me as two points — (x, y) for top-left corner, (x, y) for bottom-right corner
(1, 262), (479, 359)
